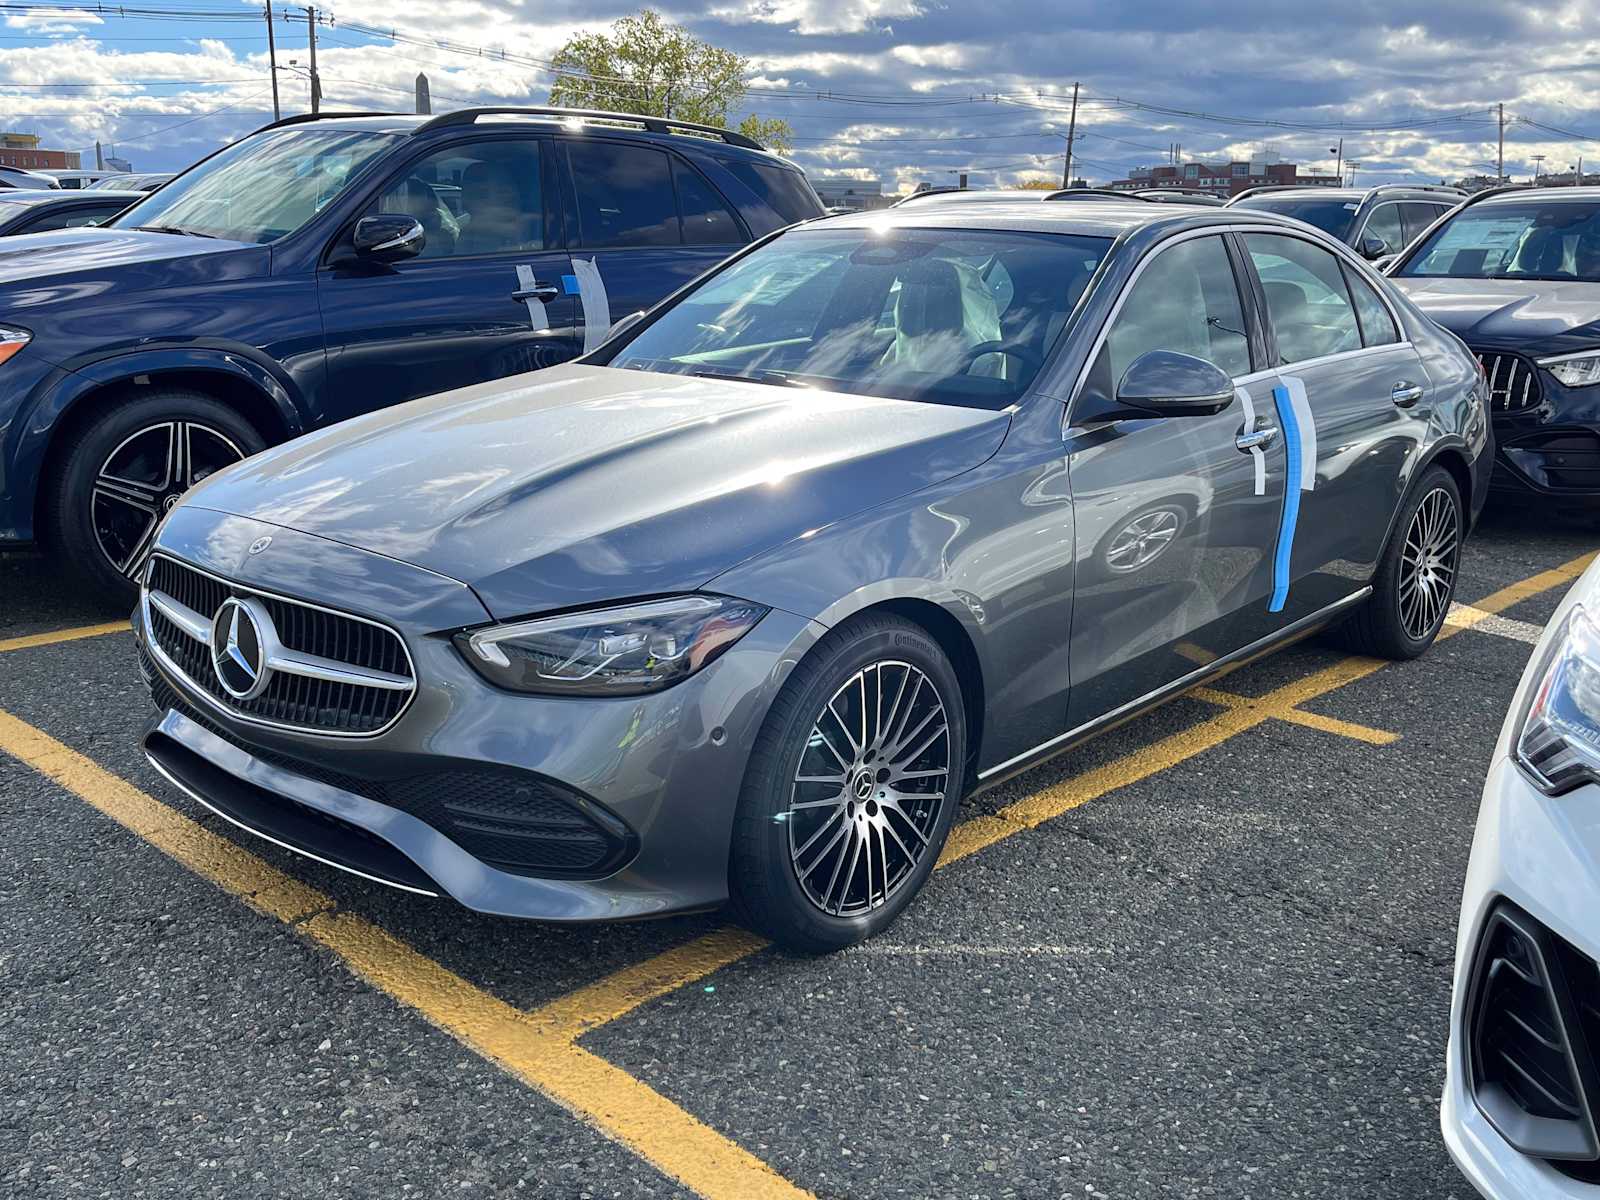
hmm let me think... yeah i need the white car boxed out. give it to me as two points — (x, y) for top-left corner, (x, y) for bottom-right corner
(1445, 556), (1600, 1197)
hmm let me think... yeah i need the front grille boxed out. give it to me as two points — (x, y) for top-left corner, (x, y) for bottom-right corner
(143, 554), (415, 736)
(1467, 902), (1600, 1168)
(142, 656), (634, 878)
(1475, 350), (1543, 412)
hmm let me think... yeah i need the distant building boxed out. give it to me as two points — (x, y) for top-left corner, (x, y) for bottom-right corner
(1453, 174), (1510, 193)
(1109, 150), (1340, 199)
(106, 156), (133, 173)
(0, 132), (81, 172)
(811, 176), (892, 212)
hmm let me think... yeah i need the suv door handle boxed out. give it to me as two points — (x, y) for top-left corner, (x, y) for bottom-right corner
(1236, 426), (1278, 451)
(1391, 381), (1424, 407)
(512, 283), (560, 302)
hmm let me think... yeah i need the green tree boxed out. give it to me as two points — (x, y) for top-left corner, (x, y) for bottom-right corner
(548, 10), (793, 152)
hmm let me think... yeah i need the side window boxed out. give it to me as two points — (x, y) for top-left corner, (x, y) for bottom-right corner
(1360, 203), (1404, 254)
(1399, 203), (1439, 246)
(28, 209), (106, 232)
(1093, 235), (1252, 390)
(1243, 233), (1363, 365)
(1342, 263), (1400, 347)
(672, 159), (742, 245)
(567, 142), (678, 248)
(372, 139), (543, 259)
(720, 160), (824, 225)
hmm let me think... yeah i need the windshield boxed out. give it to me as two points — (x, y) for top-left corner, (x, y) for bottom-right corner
(1398, 200), (1600, 281)
(607, 228), (1111, 409)
(111, 128), (399, 243)
(1230, 196), (1358, 240)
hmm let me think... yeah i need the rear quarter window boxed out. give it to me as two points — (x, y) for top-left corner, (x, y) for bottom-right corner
(720, 160), (823, 225)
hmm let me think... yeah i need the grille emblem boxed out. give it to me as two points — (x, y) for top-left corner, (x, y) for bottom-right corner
(210, 597), (273, 700)
(248, 535), (272, 555)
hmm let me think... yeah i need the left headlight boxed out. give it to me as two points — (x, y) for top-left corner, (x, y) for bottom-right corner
(1538, 350), (1600, 389)
(454, 594), (769, 697)
(1514, 603), (1600, 794)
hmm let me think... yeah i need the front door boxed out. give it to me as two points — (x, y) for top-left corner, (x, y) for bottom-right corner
(317, 135), (581, 428)
(1065, 232), (1288, 726)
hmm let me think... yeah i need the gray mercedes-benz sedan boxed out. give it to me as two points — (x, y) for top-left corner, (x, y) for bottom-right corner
(133, 201), (1491, 951)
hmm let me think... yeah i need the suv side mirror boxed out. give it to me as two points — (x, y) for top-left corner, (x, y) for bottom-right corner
(1116, 350), (1234, 417)
(352, 214), (424, 263)
(1360, 235), (1389, 260)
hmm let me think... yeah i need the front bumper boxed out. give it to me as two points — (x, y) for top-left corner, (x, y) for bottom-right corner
(1444, 754), (1600, 1198)
(135, 506), (824, 922)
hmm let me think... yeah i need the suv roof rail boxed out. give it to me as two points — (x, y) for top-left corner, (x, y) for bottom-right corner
(1456, 183), (1537, 208)
(413, 106), (764, 151)
(1045, 187), (1154, 202)
(1225, 183), (1344, 203)
(260, 110), (400, 131)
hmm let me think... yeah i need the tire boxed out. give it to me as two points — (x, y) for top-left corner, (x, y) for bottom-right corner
(729, 613), (968, 953)
(45, 388), (265, 605)
(1332, 465), (1463, 659)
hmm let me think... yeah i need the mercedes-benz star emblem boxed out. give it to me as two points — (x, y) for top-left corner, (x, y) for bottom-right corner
(210, 597), (273, 700)
(248, 535), (273, 556)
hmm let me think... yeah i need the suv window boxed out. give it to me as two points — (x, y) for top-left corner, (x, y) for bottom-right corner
(672, 158), (742, 245)
(1360, 203), (1404, 255)
(1342, 263), (1400, 346)
(720, 159), (822, 225)
(373, 139), (544, 259)
(1398, 202), (1441, 245)
(1244, 233), (1363, 364)
(1094, 234), (1251, 386)
(568, 142), (678, 248)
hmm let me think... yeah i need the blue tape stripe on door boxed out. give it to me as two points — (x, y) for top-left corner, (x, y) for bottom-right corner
(562, 274), (580, 294)
(1270, 384), (1301, 613)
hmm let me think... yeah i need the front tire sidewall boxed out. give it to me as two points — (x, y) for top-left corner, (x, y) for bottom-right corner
(1377, 466), (1463, 655)
(732, 617), (967, 953)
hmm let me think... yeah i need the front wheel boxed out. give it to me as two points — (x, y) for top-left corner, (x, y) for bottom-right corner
(729, 614), (967, 953)
(1334, 464), (1463, 659)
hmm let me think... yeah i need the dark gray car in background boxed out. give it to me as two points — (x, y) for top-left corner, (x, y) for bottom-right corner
(133, 201), (1490, 951)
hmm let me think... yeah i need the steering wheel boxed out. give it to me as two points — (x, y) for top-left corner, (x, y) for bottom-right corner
(958, 340), (1044, 374)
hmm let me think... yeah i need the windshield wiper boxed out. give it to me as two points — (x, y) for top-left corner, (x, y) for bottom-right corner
(685, 367), (809, 388)
(133, 225), (217, 239)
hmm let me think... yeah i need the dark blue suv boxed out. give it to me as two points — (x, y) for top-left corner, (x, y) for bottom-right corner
(0, 106), (822, 599)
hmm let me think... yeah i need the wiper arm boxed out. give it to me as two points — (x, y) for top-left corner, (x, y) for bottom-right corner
(133, 225), (217, 238)
(685, 367), (808, 388)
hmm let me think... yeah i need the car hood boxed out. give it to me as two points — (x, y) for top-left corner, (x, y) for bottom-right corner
(186, 364), (1012, 620)
(0, 226), (263, 312)
(1392, 276), (1600, 354)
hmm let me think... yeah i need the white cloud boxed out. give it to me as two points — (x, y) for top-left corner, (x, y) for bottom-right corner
(708, 0), (922, 35)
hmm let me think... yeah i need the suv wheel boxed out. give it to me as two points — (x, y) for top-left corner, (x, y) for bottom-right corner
(729, 614), (966, 953)
(47, 389), (264, 603)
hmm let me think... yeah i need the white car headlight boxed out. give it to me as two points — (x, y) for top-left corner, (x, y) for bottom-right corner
(1538, 350), (1600, 389)
(454, 594), (768, 696)
(1514, 603), (1600, 793)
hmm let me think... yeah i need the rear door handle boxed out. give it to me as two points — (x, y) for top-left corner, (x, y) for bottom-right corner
(1391, 381), (1424, 407)
(512, 283), (560, 302)
(1236, 426), (1278, 451)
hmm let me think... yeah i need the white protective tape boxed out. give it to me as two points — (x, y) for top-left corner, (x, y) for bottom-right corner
(571, 256), (612, 353)
(1235, 385), (1266, 496)
(515, 264), (549, 332)
(1281, 374), (1318, 492)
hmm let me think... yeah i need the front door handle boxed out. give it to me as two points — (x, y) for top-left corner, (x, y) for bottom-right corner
(1391, 380), (1424, 407)
(1236, 426), (1279, 451)
(512, 283), (560, 303)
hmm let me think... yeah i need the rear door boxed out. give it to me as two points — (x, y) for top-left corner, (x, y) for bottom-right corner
(318, 134), (580, 424)
(556, 139), (749, 349)
(1065, 232), (1288, 725)
(1238, 231), (1428, 622)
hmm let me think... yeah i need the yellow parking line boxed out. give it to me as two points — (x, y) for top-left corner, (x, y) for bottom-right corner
(0, 620), (128, 655)
(0, 709), (812, 1200)
(1190, 685), (1399, 745)
(1439, 551), (1595, 637)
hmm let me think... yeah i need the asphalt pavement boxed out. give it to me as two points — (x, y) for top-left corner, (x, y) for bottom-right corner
(2, 508), (1595, 1200)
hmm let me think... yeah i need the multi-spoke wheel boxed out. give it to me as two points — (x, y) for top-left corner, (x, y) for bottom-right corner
(730, 614), (967, 952)
(1332, 464), (1463, 660)
(46, 388), (264, 604)
(1398, 485), (1459, 642)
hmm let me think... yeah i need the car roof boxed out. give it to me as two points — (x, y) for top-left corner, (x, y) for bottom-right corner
(896, 189), (1053, 206)
(804, 199), (1313, 240)
(1231, 186), (1461, 203)
(0, 188), (141, 207)
(1469, 185), (1600, 205)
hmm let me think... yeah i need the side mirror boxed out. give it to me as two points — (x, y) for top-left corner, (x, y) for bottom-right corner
(603, 310), (647, 343)
(1360, 235), (1389, 260)
(352, 214), (424, 263)
(1116, 350), (1234, 417)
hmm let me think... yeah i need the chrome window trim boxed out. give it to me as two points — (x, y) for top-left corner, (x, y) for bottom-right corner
(1063, 221), (1412, 431)
(140, 552), (418, 740)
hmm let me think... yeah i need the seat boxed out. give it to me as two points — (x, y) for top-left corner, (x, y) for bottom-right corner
(885, 257), (981, 373)
(456, 160), (539, 256)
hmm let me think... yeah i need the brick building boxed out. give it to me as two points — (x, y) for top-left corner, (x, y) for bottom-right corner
(1110, 151), (1341, 199)
(0, 132), (81, 172)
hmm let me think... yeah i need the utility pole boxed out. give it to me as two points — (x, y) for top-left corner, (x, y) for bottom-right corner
(1330, 138), (1343, 184)
(1061, 81), (1080, 188)
(265, 3), (280, 122)
(304, 6), (321, 114)
(1497, 102), (1505, 183)
(1579, 156), (1585, 186)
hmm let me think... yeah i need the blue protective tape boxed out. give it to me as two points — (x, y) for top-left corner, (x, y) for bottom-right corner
(1269, 385), (1301, 613)
(562, 274), (580, 294)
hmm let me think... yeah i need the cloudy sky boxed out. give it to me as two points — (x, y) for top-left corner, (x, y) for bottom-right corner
(4, 0), (1600, 190)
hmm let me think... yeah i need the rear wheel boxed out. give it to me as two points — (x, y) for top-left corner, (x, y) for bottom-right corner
(1333, 465), (1462, 659)
(729, 614), (967, 953)
(46, 389), (263, 604)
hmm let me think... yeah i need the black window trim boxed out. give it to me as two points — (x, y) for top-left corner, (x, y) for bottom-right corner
(557, 134), (753, 253)
(1340, 258), (1400, 349)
